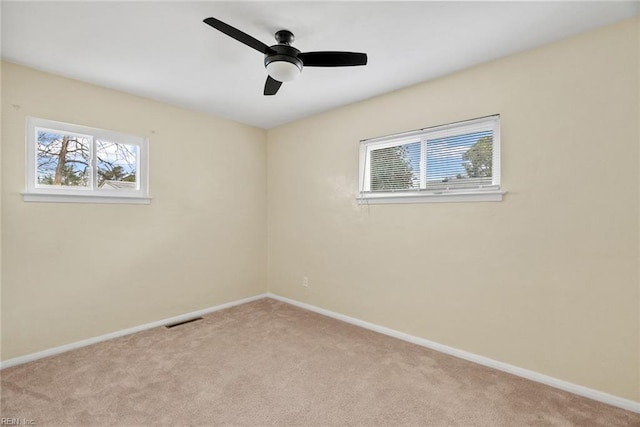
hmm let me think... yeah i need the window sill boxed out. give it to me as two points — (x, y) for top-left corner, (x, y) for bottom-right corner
(22, 192), (152, 205)
(357, 190), (505, 204)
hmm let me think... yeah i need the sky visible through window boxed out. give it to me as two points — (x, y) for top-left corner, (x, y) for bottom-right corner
(96, 139), (137, 185)
(36, 130), (137, 186)
(37, 131), (90, 186)
(426, 130), (492, 182)
(399, 130), (493, 182)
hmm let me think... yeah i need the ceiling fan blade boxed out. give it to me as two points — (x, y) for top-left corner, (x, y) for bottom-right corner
(264, 76), (282, 96)
(203, 17), (272, 54)
(299, 52), (367, 67)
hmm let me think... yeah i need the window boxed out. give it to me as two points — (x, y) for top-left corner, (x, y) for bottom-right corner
(24, 117), (150, 204)
(358, 115), (502, 204)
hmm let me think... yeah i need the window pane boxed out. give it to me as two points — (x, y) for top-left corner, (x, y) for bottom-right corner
(426, 131), (492, 189)
(370, 141), (420, 191)
(96, 140), (138, 191)
(36, 130), (90, 187)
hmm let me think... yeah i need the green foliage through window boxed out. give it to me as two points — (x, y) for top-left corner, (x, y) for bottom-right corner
(361, 115), (500, 198)
(370, 143), (418, 191)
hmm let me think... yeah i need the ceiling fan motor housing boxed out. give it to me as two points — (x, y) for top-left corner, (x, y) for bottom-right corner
(274, 29), (295, 45)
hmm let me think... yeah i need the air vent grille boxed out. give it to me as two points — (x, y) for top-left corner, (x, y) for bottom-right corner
(165, 317), (203, 329)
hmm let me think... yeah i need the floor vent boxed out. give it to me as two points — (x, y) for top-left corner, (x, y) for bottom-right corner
(165, 317), (204, 329)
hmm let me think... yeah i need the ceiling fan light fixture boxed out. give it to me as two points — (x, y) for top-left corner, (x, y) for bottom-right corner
(265, 59), (302, 82)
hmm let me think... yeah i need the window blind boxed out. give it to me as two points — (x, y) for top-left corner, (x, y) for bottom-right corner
(370, 141), (420, 191)
(361, 115), (500, 198)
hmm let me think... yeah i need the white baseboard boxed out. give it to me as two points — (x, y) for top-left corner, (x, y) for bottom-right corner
(3, 291), (639, 414)
(0, 293), (268, 370)
(266, 293), (640, 414)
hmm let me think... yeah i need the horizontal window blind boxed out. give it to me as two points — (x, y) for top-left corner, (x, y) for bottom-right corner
(370, 141), (420, 191)
(360, 115), (500, 198)
(425, 130), (493, 190)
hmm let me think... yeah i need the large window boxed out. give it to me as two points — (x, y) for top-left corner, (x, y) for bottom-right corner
(24, 117), (150, 204)
(358, 115), (502, 203)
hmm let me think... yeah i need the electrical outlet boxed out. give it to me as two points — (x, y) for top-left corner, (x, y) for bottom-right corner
(302, 276), (309, 288)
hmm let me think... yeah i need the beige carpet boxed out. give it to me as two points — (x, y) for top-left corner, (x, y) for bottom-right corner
(1, 298), (639, 426)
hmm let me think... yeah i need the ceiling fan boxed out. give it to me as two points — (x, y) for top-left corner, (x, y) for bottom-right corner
(203, 17), (368, 96)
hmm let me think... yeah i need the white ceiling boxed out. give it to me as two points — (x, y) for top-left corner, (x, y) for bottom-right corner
(2, 1), (638, 129)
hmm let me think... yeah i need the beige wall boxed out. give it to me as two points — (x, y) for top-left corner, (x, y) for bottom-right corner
(1, 17), (639, 404)
(637, 16), (640, 404)
(267, 18), (640, 401)
(0, 56), (3, 363)
(1, 62), (268, 360)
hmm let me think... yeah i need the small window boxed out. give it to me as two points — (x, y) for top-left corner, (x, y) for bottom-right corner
(358, 115), (502, 204)
(24, 117), (150, 204)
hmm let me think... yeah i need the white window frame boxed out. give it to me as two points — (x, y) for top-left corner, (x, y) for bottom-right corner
(358, 115), (504, 204)
(23, 117), (151, 204)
